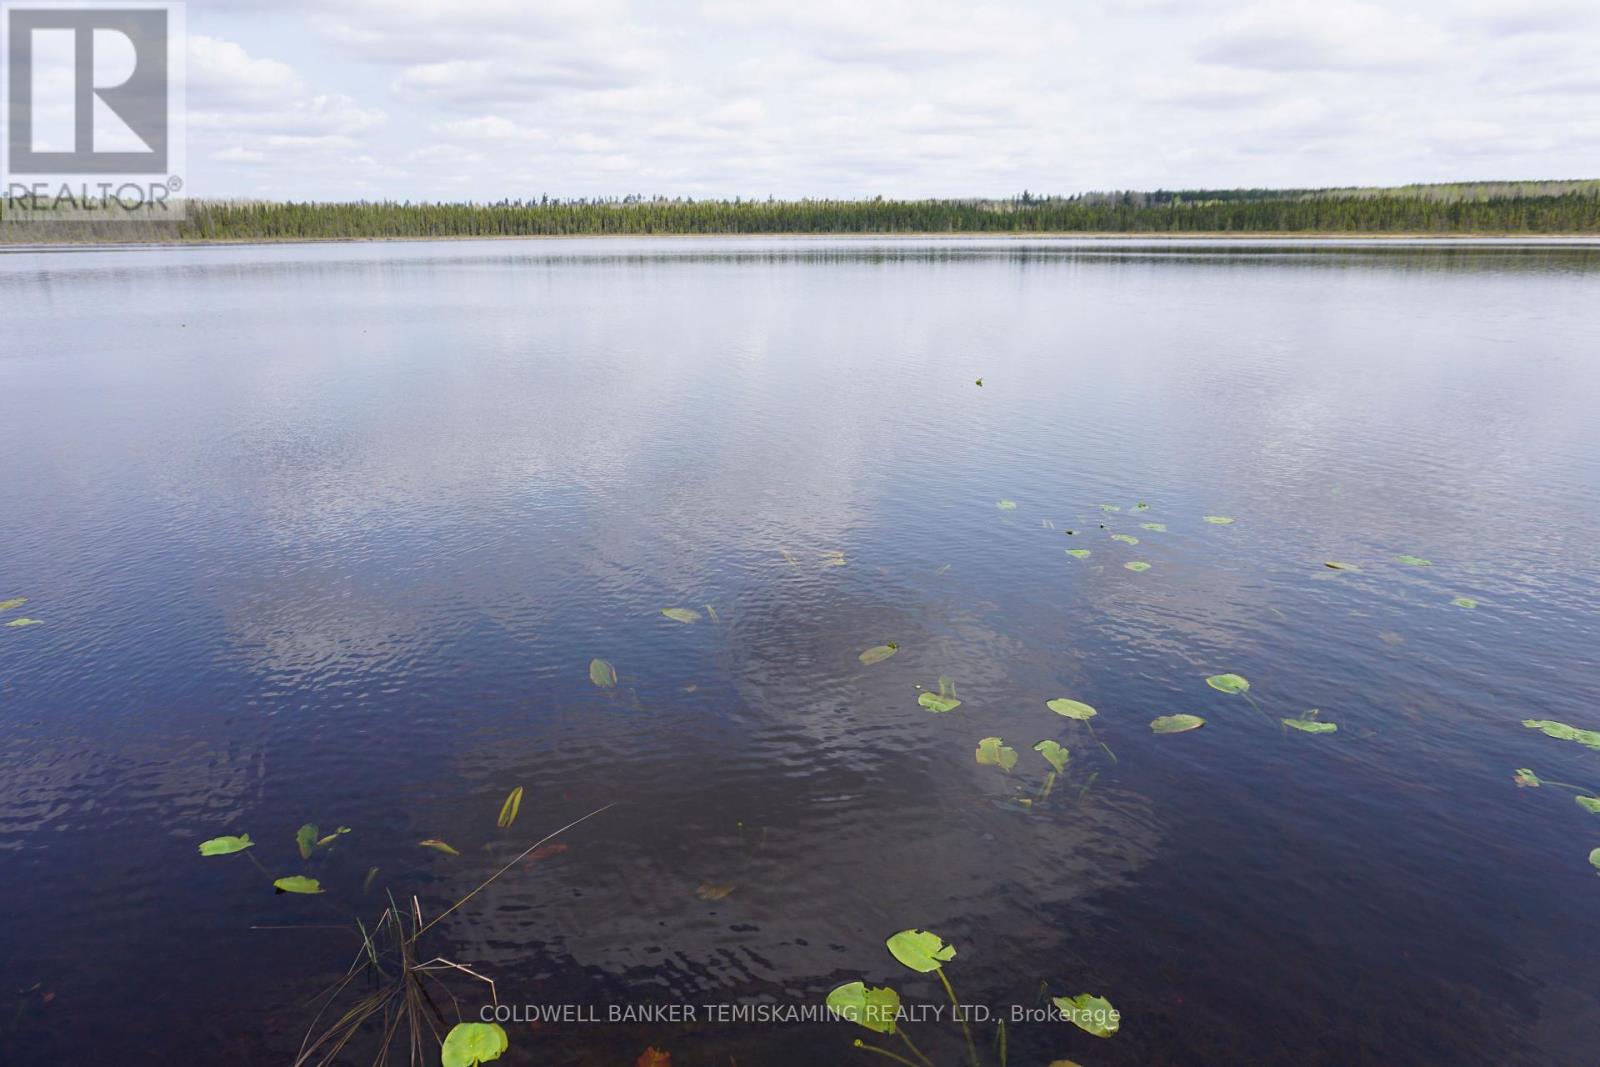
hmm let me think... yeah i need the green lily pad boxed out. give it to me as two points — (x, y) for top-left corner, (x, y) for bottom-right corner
(885, 929), (956, 973)
(589, 658), (617, 688)
(661, 607), (702, 624)
(1151, 714), (1205, 734)
(296, 824), (320, 860)
(1590, 848), (1600, 873)
(1576, 797), (1600, 814)
(1203, 515), (1234, 525)
(1140, 523), (1166, 532)
(919, 692), (961, 713)
(5, 618), (42, 627)
(997, 500), (1017, 511)
(441, 1022), (509, 1067)
(1110, 533), (1139, 545)
(1205, 673), (1250, 694)
(273, 876), (323, 894)
(1523, 720), (1600, 750)
(1052, 993), (1119, 1037)
(859, 643), (899, 665)
(1324, 561), (1360, 571)
(826, 981), (901, 1034)
(1124, 561), (1151, 572)
(1395, 555), (1432, 566)
(1034, 739), (1069, 773)
(1513, 768), (1541, 788)
(1065, 549), (1092, 559)
(1047, 698), (1097, 721)
(198, 834), (254, 856)
(0, 597), (26, 612)
(976, 736), (1019, 772)
(1451, 597), (1478, 609)
(1283, 711), (1337, 734)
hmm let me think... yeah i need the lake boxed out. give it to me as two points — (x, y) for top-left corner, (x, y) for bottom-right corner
(2, 237), (1598, 1066)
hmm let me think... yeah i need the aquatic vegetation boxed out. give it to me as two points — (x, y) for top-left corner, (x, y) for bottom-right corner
(1202, 515), (1234, 525)
(5, 617), (42, 627)
(1034, 740), (1069, 773)
(1133, 503), (1151, 512)
(1123, 561), (1151, 572)
(661, 607), (702, 623)
(273, 875), (323, 894)
(1590, 849), (1600, 873)
(589, 658), (618, 688)
(1052, 993), (1119, 1038)
(1283, 710), (1337, 734)
(974, 378), (983, 387)
(1110, 534), (1139, 545)
(1523, 719), (1600, 750)
(1394, 555), (1432, 566)
(198, 834), (254, 856)
(296, 824), (320, 860)
(975, 736), (1019, 772)
(826, 982), (901, 1034)
(997, 500), (1017, 511)
(821, 551), (847, 567)
(1577, 797), (1600, 813)
(919, 677), (962, 713)
(1065, 549), (1092, 559)
(1324, 561), (1360, 571)
(1047, 698), (1097, 721)
(1151, 714), (1205, 734)
(362, 866), (380, 893)
(1513, 768), (1542, 788)
(1205, 673), (1250, 694)
(886, 929), (956, 973)
(1452, 597), (1478, 609)
(859, 643), (899, 665)
(0, 597), (26, 612)
(441, 1023), (509, 1067)
(636, 1047), (673, 1067)
(1099, 504), (1120, 512)
(1140, 523), (1166, 532)
(497, 786), (524, 829)
(419, 839), (461, 856)
(695, 882), (736, 900)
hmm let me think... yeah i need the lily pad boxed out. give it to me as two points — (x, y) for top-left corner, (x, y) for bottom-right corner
(1065, 549), (1092, 559)
(0, 597), (25, 612)
(589, 658), (617, 688)
(1133, 503), (1151, 511)
(997, 500), (1017, 511)
(1576, 797), (1600, 814)
(1451, 597), (1478, 609)
(1205, 673), (1250, 694)
(661, 608), (702, 624)
(273, 876), (323, 895)
(1283, 711), (1337, 734)
(1591, 848), (1600, 873)
(1394, 555), (1432, 566)
(1203, 516), (1234, 525)
(1523, 720), (1600, 750)
(1047, 698), (1097, 721)
(859, 643), (899, 665)
(1151, 714), (1205, 734)
(1052, 993), (1119, 1038)
(827, 981), (902, 1034)
(1324, 561), (1360, 571)
(296, 824), (319, 860)
(198, 834), (254, 856)
(1513, 768), (1541, 788)
(885, 929), (956, 973)
(497, 786), (524, 829)
(5, 618), (42, 627)
(1034, 739), (1069, 773)
(1140, 523), (1166, 532)
(1124, 561), (1151, 572)
(919, 692), (961, 713)
(975, 736), (1019, 772)
(419, 839), (461, 856)
(1110, 534), (1139, 545)
(441, 1022), (509, 1067)
(1099, 504), (1121, 513)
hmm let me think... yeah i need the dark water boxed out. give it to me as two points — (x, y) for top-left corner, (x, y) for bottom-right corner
(2, 238), (1599, 1067)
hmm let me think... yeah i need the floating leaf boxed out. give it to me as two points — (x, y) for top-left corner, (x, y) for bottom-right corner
(1452, 597), (1478, 609)
(1034, 739), (1069, 773)
(1324, 561), (1360, 571)
(1099, 504), (1121, 512)
(975, 736), (1019, 772)
(1202, 515), (1234, 525)
(919, 692), (961, 713)
(296, 824), (319, 860)
(1140, 523), (1166, 532)
(316, 826), (351, 849)
(1052, 994), (1119, 1038)
(1394, 555), (1431, 566)
(273, 876), (323, 895)
(1205, 673), (1250, 694)
(827, 981), (901, 1034)
(661, 608), (702, 624)
(1151, 714), (1205, 734)
(1124, 561), (1151, 572)
(5, 618), (42, 627)
(497, 786), (524, 829)
(1110, 534), (1139, 545)
(589, 658), (617, 688)
(419, 839), (461, 856)
(441, 1022), (509, 1067)
(0, 597), (26, 612)
(1577, 797), (1600, 814)
(820, 551), (846, 567)
(885, 929), (956, 973)
(859, 643), (899, 665)
(1065, 549), (1092, 559)
(198, 834), (253, 856)
(997, 500), (1017, 511)
(1133, 503), (1151, 512)
(1513, 768), (1541, 788)
(695, 882), (736, 900)
(1523, 720), (1600, 750)
(1283, 710), (1337, 734)
(1590, 848), (1600, 873)
(1047, 698), (1097, 721)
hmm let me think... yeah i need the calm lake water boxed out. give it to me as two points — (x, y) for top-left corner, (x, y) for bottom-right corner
(2, 237), (1599, 1066)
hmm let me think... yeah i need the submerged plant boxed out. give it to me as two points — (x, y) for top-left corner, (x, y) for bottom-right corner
(860, 643), (900, 665)
(589, 659), (618, 688)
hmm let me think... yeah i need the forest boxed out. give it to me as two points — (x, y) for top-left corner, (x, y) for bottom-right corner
(4, 180), (1598, 242)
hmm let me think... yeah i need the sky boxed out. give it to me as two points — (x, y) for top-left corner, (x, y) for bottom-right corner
(164, 0), (1600, 200)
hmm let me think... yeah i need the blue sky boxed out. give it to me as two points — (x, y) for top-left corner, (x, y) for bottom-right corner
(177, 0), (1600, 200)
